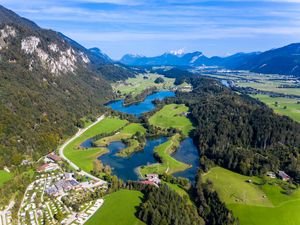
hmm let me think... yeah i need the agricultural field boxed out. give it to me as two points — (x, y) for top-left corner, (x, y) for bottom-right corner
(63, 117), (128, 172)
(203, 167), (300, 225)
(139, 134), (191, 175)
(85, 190), (145, 225)
(251, 94), (300, 123)
(207, 72), (300, 123)
(0, 170), (12, 187)
(149, 104), (194, 136)
(207, 71), (300, 96)
(112, 73), (175, 97)
(238, 80), (300, 96)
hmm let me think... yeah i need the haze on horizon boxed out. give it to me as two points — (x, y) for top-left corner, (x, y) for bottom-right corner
(2, 0), (300, 59)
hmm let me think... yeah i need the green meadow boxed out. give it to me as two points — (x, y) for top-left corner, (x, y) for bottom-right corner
(204, 167), (300, 225)
(251, 94), (300, 123)
(85, 190), (145, 225)
(94, 123), (146, 146)
(239, 81), (300, 96)
(139, 134), (191, 176)
(113, 73), (175, 97)
(149, 104), (193, 136)
(63, 117), (128, 172)
(0, 170), (12, 187)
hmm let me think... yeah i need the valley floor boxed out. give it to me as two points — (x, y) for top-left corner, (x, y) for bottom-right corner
(85, 190), (145, 225)
(204, 167), (300, 225)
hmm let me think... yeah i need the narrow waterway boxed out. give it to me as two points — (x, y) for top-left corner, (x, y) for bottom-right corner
(79, 90), (200, 181)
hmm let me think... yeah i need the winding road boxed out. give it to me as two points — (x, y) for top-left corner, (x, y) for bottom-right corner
(58, 115), (107, 184)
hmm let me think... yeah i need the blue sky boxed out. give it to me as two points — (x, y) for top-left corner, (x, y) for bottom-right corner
(1, 0), (300, 59)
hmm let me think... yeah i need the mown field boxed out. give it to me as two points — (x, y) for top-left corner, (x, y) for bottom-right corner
(113, 73), (175, 97)
(251, 94), (300, 123)
(149, 104), (193, 136)
(0, 170), (12, 187)
(63, 117), (128, 172)
(203, 167), (300, 225)
(85, 190), (145, 225)
(139, 134), (191, 175)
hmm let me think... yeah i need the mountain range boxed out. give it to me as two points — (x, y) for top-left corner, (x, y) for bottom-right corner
(120, 44), (300, 76)
(0, 5), (133, 167)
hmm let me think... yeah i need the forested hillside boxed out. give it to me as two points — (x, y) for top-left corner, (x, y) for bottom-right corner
(175, 77), (300, 182)
(0, 6), (132, 167)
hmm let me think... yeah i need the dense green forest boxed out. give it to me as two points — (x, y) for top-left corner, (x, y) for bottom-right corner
(193, 172), (238, 225)
(0, 56), (111, 167)
(137, 184), (204, 225)
(124, 174), (237, 225)
(174, 77), (300, 182)
(0, 8), (134, 167)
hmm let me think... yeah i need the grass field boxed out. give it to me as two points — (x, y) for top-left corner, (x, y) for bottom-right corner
(0, 170), (12, 187)
(113, 73), (175, 97)
(203, 167), (300, 225)
(149, 104), (194, 136)
(63, 117), (128, 172)
(94, 123), (146, 147)
(206, 72), (300, 96)
(238, 81), (300, 96)
(139, 134), (191, 175)
(251, 94), (300, 123)
(163, 181), (192, 205)
(85, 190), (145, 225)
(207, 72), (300, 122)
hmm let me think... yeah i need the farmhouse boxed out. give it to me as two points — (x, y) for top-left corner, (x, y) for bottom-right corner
(47, 152), (62, 162)
(37, 163), (59, 173)
(146, 174), (161, 184)
(140, 180), (157, 186)
(140, 174), (161, 187)
(278, 171), (290, 181)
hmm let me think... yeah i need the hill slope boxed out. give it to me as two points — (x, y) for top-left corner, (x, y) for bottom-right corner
(239, 43), (300, 76)
(0, 5), (131, 167)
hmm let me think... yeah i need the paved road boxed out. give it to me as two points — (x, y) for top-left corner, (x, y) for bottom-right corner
(58, 115), (107, 184)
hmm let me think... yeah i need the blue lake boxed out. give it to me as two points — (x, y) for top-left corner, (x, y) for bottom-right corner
(106, 91), (175, 116)
(98, 137), (167, 181)
(81, 136), (199, 182)
(80, 90), (199, 182)
(172, 138), (199, 182)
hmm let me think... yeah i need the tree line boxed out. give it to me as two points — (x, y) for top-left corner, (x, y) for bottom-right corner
(174, 77), (300, 182)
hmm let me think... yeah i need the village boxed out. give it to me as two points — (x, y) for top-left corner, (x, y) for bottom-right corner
(16, 152), (107, 225)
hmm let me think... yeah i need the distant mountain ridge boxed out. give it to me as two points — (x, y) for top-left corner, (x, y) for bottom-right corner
(120, 50), (259, 68)
(120, 43), (300, 77)
(238, 43), (300, 76)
